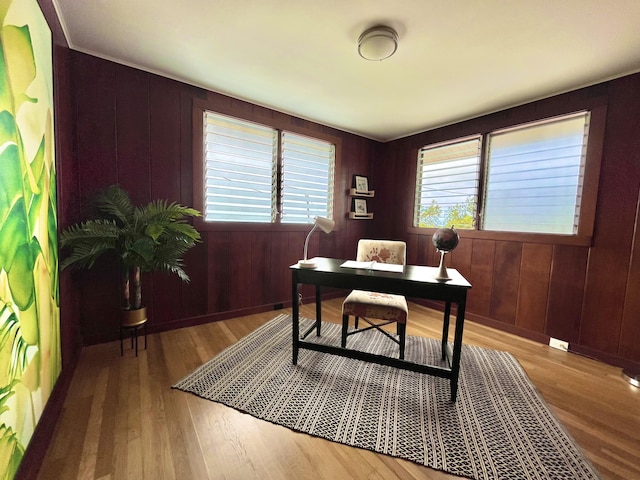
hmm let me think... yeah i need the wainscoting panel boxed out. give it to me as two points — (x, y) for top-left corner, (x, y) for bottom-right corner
(516, 243), (552, 333)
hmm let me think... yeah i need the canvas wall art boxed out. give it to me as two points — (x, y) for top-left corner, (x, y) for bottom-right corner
(0, 0), (60, 477)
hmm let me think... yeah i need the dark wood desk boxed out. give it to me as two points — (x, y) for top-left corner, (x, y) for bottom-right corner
(290, 257), (472, 402)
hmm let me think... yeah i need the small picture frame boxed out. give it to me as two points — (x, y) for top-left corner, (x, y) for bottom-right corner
(353, 174), (369, 193)
(352, 198), (367, 215)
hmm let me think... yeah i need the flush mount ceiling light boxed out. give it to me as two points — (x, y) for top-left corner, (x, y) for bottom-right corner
(358, 25), (398, 61)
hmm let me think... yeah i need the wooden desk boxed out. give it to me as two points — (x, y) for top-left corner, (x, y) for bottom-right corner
(290, 257), (472, 402)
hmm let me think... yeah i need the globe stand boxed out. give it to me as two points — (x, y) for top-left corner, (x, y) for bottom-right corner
(434, 250), (451, 281)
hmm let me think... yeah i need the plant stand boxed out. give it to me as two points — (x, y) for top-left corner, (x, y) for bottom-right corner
(120, 307), (148, 356)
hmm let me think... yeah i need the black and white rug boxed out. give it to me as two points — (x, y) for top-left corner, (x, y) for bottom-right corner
(173, 314), (601, 480)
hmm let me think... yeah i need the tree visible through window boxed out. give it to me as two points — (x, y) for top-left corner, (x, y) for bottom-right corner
(414, 136), (481, 229)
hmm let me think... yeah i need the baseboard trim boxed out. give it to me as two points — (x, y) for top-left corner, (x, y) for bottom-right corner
(82, 291), (346, 345)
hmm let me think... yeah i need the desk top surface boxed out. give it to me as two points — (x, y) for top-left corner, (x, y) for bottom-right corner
(291, 257), (472, 289)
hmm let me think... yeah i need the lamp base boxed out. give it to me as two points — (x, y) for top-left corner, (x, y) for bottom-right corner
(622, 369), (640, 387)
(298, 259), (318, 269)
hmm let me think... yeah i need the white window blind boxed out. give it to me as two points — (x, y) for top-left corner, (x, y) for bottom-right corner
(482, 112), (590, 234)
(414, 136), (481, 229)
(281, 132), (335, 223)
(203, 112), (277, 222)
(202, 111), (335, 224)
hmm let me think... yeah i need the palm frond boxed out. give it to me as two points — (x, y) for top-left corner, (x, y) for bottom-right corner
(59, 241), (118, 270)
(150, 260), (190, 282)
(164, 222), (201, 241)
(59, 219), (120, 247)
(140, 200), (200, 225)
(94, 185), (134, 227)
(124, 237), (156, 268)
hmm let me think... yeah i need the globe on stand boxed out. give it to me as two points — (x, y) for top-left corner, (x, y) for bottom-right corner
(432, 227), (459, 281)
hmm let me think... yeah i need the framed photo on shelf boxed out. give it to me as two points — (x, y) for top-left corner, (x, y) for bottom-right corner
(352, 198), (367, 215)
(353, 174), (369, 193)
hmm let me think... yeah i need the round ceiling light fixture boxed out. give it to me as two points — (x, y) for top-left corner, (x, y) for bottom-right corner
(358, 25), (398, 61)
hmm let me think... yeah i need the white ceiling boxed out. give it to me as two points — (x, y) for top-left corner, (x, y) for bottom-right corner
(53, 0), (640, 142)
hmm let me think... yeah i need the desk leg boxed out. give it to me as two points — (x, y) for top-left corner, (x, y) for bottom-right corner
(441, 301), (451, 360)
(292, 280), (300, 365)
(450, 296), (467, 402)
(315, 285), (322, 336)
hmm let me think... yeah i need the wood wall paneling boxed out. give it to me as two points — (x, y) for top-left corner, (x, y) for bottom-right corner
(180, 239), (208, 318)
(489, 241), (522, 324)
(516, 243), (552, 333)
(229, 232), (253, 310)
(114, 65), (150, 203)
(251, 232), (272, 306)
(449, 234), (473, 280)
(406, 235), (419, 266)
(580, 76), (640, 355)
(74, 53), (118, 203)
(421, 234), (436, 268)
(545, 245), (588, 343)
(616, 76), (640, 361)
(620, 196), (640, 360)
(37, 0), (69, 47)
(269, 232), (292, 304)
(149, 76), (182, 201)
(180, 89), (206, 208)
(78, 258), (121, 340)
(207, 232), (230, 312)
(468, 240), (496, 318)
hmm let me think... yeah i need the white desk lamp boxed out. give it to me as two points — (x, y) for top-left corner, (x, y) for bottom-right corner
(298, 216), (335, 268)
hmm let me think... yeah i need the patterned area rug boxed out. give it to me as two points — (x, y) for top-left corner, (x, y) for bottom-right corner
(173, 314), (601, 480)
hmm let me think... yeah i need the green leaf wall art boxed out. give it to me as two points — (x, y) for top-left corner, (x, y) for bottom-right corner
(0, 0), (60, 478)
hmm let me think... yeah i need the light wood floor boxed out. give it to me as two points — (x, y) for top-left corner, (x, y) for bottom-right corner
(38, 298), (640, 480)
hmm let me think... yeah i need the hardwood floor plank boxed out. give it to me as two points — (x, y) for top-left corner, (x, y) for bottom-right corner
(37, 298), (640, 480)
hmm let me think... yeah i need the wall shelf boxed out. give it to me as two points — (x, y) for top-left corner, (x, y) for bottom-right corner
(349, 212), (374, 220)
(349, 188), (375, 197)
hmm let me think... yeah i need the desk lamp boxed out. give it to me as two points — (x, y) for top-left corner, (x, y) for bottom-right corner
(298, 216), (335, 268)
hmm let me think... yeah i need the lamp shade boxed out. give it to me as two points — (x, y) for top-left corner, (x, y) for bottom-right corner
(299, 216), (335, 268)
(315, 216), (335, 234)
(358, 26), (398, 61)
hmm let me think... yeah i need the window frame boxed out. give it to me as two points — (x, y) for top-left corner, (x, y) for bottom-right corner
(408, 104), (607, 246)
(192, 97), (342, 232)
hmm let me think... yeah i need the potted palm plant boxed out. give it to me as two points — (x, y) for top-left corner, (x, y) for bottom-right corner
(59, 185), (201, 326)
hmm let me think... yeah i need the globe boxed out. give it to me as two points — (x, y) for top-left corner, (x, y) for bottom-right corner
(432, 227), (459, 253)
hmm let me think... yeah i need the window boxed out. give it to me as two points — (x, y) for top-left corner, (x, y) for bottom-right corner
(202, 111), (335, 223)
(414, 136), (481, 229)
(483, 113), (589, 234)
(413, 111), (591, 236)
(280, 132), (335, 223)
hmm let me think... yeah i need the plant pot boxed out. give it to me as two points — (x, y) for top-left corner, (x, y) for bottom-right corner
(122, 306), (147, 327)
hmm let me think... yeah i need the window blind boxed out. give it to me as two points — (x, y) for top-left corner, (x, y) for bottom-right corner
(280, 132), (335, 223)
(414, 136), (481, 228)
(482, 112), (590, 234)
(203, 112), (277, 222)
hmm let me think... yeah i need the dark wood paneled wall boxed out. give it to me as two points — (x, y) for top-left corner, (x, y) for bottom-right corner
(375, 75), (640, 370)
(67, 51), (377, 343)
(61, 47), (640, 369)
